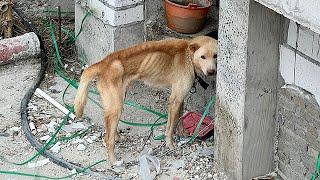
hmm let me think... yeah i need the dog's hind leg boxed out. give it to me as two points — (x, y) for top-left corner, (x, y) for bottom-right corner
(97, 80), (124, 165)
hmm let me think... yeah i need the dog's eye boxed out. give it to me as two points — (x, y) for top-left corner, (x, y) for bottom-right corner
(201, 55), (206, 59)
(213, 54), (217, 58)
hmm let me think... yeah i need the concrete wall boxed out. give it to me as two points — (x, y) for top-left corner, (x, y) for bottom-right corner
(276, 85), (320, 180)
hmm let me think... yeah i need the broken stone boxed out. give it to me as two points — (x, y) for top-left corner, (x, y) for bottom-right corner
(86, 138), (93, 144)
(50, 142), (61, 153)
(46, 121), (57, 133)
(37, 124), (47, 132)
(40, 135), (50, 142)
(9, 126), (21, 132)
(90, 135), (98, 141)
(171, 160), (185, 170)
(72, 122), (85, 129)
(72, 138), (85, 144)
(28, 158), (50, 168)
(77, 144), (86, 151)
(197, 146), (214, 157)
(61, 124), (73, 133)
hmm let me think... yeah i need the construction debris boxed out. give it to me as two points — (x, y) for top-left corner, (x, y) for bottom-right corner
(28, 158), (50, 168)
(21, 88), (225, 179)
(76, 143), (86, 151)
(0, 0), (13, 38)
(50, 142), (61, 153)
(0, 32), (40, 64)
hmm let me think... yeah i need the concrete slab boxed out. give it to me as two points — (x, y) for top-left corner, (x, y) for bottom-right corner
(255, 0), (320, 35)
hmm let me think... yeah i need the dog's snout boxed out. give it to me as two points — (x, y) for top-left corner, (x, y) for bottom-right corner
(207, 69), (216, 76)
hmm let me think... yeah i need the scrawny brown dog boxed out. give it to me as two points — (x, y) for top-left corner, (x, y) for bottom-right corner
(74, 36), (218, 165)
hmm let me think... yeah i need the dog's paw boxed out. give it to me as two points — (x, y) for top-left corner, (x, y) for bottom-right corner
(165, 139), (177, 150)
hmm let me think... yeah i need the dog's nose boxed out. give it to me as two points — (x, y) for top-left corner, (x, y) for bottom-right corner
(207, 69), (216, 76)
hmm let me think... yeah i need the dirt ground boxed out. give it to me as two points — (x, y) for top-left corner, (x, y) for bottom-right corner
(0, 1), (228, 180)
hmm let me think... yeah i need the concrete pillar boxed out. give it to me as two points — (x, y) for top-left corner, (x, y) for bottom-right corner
(75, 0), (145, 64)
(215, 0), (282, 179)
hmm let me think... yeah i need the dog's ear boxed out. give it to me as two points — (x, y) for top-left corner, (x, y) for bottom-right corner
(189, 43), (200, 53)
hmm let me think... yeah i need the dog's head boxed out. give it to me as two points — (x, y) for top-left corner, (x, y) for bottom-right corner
(189, 36), (218, 76)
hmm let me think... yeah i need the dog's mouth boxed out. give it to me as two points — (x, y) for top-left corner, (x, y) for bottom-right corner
(207, 69), (216, 76)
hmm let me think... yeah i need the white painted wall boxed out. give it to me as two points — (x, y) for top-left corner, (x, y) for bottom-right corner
(103, 0), (143, 7)
(255, 0), (320, 35)
(280, 20), (320, 104)
(78, 0), (144, 26)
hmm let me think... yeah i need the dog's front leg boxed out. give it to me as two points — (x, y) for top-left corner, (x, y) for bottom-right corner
(165, 93), (185, 149)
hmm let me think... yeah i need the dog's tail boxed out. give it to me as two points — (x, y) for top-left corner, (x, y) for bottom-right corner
(74, 63), (100, 117)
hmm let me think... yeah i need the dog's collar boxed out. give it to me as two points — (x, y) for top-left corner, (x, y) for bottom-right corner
(196, 75), (209, 89)
(190, 73), (209, 93)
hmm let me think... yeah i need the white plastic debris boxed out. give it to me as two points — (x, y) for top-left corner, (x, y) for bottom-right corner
(77, 144), (86, 151)
(40, 135), (51, 141)
(28, 158), (50, 168)
(46, 121), (57, 133)
(9, 126), (21, 132)
(50, 142), (61, 153)
(34, 88), (76, 120)
(29, 122), (36, 131)
(139, 150), (160, 180)
(70, 169), (77, 174)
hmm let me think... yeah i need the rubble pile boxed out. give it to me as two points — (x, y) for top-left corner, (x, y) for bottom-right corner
(5, 92), (226, 179)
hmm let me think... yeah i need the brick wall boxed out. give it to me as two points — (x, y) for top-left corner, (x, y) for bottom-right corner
(277, 20), (320, 180)
(276, 85), (320, 179)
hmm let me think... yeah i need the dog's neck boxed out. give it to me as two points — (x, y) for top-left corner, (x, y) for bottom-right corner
(188, 50), (209, 90)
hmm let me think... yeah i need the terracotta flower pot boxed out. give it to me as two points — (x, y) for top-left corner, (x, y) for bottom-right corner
(164, 0), (212, 34)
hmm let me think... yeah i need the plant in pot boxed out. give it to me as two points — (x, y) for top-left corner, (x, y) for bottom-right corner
(164, 0), (212, 34)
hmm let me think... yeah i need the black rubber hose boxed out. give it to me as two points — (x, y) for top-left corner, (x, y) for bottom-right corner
(14, 6), (114, 179)
(14, 5), (82, 171)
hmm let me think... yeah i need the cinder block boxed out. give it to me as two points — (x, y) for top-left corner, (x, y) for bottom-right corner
(279, 45), (295, 84)
(287, 21), (297, 48)
(103, 0), (143, 7)
(295, 53), (320, 104)
(78, 0), (144, 26)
